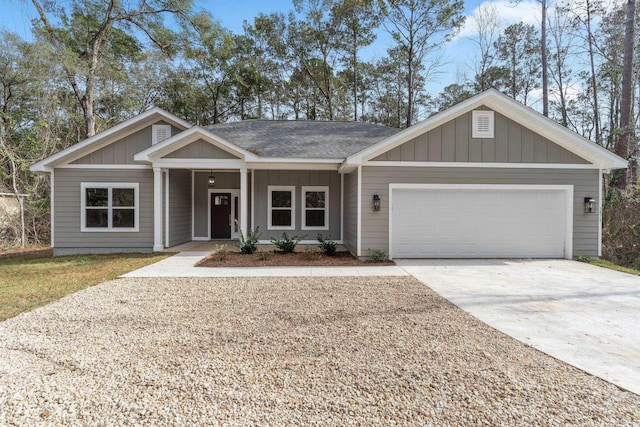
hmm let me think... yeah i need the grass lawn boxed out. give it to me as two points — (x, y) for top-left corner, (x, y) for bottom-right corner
(575, 256), (640, 276)
(0, 252), (171, 322)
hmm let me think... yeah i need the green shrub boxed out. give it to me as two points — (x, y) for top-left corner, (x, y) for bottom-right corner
(271, 232), (305, 253)
(316, 234), (337, 256)
(214, 245), (228, 262)
(237, 225), (261, 254)
(256, 250), (272, 261)
(368, 248), (389, 263)
(574, 255), (592, 263)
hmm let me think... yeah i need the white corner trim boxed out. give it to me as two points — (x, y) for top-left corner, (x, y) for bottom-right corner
(153, 169), (163, 250)
(387, 183), (574, 260)
(598, 169), (603, 257)
(50, 170), (54, 248)
(191, 170), (196, 241)
(364, 161), (600, 170)
(356, 165), (362, 257)
(301, 186), (329, 231)
(267, 185), (296, 231)
(164, 170), (169, 248)
(251, 169), (255, 231)
(340, 173), (344, 243)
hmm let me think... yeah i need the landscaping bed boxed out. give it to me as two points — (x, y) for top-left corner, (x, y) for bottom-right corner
(196, 249), (394, 267)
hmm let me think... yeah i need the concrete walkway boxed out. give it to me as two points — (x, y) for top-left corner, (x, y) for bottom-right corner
(121, 252), (409, 278)
(397, 259), (640, 395)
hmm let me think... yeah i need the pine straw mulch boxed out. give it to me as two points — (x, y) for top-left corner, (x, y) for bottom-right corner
(196, 250), (393, 267)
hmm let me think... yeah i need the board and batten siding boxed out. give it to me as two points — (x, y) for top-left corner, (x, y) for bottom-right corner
(253, 170), (341, 241)
(168, 169), (192, 247)
(372, 108), (588, 164)
(53, 168), (154, 255)
(165, 139), (240, 159)
(342, 170), (358, 254)
(70, 121), (181, 165)
(360, 166), (600, 257)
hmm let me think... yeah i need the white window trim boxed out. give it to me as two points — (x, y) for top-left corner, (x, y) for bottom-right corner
(268, 185), (295, 230)
(301, 186), (329, 231)
(81, 182), (139, 232)
(472, 110), (494, 139)
(152, 124), (172, 145)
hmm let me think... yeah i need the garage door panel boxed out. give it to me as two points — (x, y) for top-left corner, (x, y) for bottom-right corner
(391, 188), (568, 258)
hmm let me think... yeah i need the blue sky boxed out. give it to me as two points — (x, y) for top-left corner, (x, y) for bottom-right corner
(0, 0), (545, 103)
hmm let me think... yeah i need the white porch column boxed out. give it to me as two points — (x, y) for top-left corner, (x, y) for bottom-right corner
(153, 167), (164, 251)
(240, 167), (248, 238)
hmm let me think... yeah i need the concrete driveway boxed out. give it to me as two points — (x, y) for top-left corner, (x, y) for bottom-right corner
(397, 259), (640, 395)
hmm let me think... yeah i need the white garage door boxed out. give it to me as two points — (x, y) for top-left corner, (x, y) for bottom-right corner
(390, 186), (570, 259)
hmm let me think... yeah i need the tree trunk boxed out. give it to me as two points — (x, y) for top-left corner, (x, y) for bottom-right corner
(614, 0), (636, 189)
(541, 0), (549, 117)
(585, 0), (602, 146)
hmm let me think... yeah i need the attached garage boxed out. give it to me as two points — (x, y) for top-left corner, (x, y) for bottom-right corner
(389, 184), (573, 259)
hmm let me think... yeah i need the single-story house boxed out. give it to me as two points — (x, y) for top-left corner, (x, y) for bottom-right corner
(31, 89), (627, 259)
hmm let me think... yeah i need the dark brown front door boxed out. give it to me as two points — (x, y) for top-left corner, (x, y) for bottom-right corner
(211, 193), (231, 239)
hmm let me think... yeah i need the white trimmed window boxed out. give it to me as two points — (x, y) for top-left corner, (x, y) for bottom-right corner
(152, 124), (172, 145)
(268, 186), (295, 230)
(81, 183), (139, 232)
(302, 186), (329, 230)
(472, 110), (494, 138)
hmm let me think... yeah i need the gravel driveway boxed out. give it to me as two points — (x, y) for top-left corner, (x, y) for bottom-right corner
(1, 276), (639, 426)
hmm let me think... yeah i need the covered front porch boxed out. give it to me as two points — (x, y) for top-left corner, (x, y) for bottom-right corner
(153, 169), (250, 252)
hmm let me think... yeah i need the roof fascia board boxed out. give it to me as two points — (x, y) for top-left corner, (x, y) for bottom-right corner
(481, 94), (627, 169)
(346, 89), (626, 170)
(135, 126), (259, 162)
(246, 161), (339, 171)
(30, 107), (192, 172)
(348, 92), (490, 164)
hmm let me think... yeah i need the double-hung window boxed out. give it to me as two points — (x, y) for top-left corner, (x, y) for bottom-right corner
(268, 186), (295, 230)
(81, 183), (139, 232)
(302, 186), (329, 230)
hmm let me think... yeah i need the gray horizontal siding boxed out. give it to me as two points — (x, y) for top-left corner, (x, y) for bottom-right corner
(361, 166), (599, 257)
(254, 170), (341, 241)
(165, 139), (239, 159)
(53, 168), (154, 250)
(342, 170), (358, 254)
(71, 121), (181, 165)
(168, 169), (192, 247)
(373, 108), (588, 164)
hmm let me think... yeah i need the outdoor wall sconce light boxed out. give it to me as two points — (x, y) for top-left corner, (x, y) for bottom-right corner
(207, 170), (216, 188)
(373, 194), (381, 212)
(584, 197), (595, 213)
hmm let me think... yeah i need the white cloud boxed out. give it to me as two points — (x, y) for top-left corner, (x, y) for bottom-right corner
(454, 0), (545, 41)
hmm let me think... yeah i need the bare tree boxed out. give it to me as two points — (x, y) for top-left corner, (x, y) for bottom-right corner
(468, 3), (502, 92)
(382, 0), (465, 127)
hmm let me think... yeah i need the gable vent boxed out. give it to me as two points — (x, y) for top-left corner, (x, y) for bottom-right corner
(472, 110), (494, 139)
(152, 124), (172, 145)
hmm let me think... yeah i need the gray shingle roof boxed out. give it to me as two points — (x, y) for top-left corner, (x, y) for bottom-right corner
(206, 120), (399, 158)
